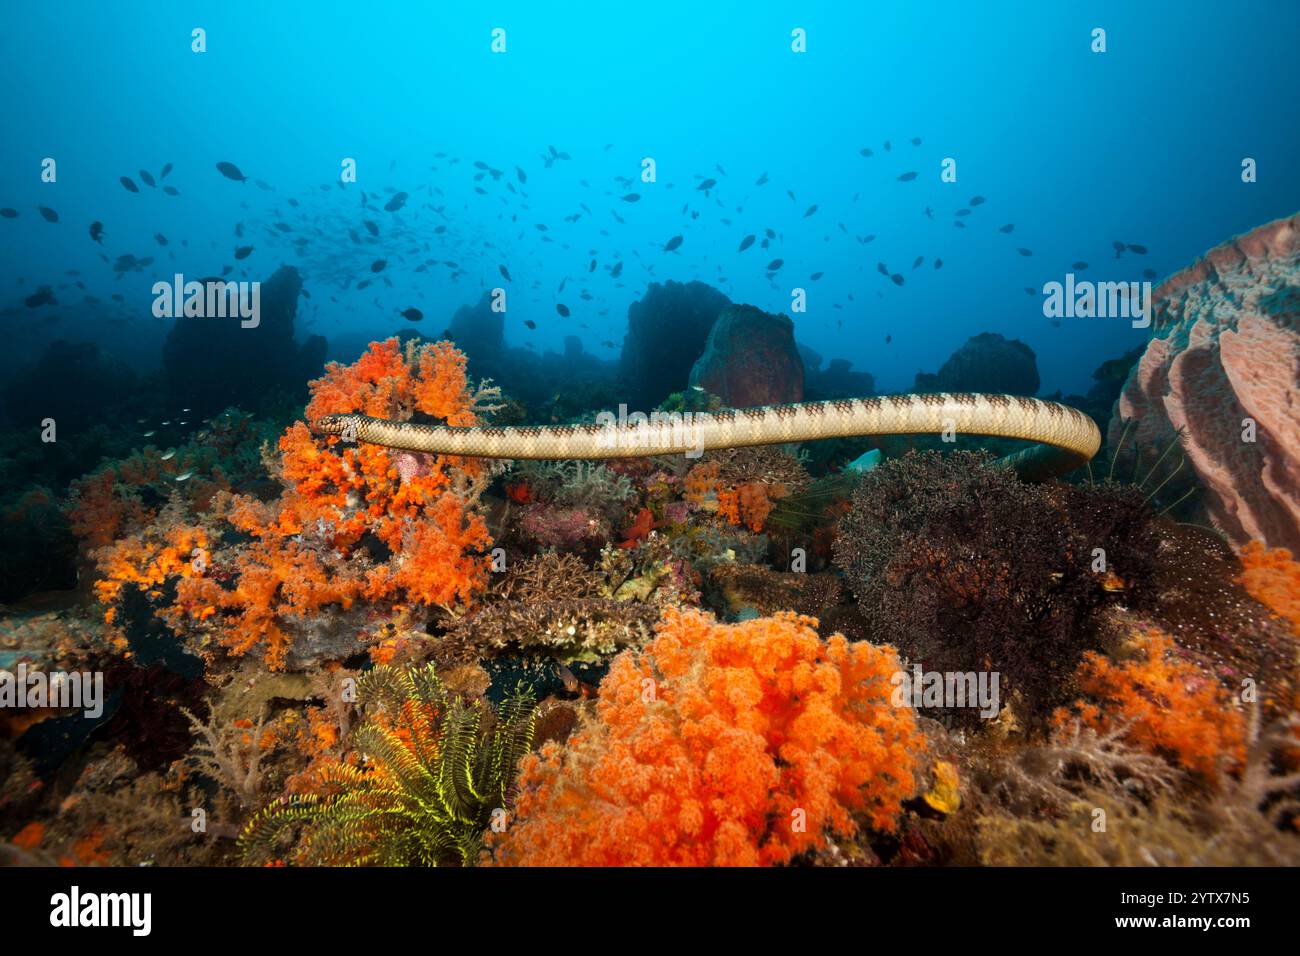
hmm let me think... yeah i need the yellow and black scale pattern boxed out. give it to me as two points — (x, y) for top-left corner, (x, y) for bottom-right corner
(316, 393), (1101, 480)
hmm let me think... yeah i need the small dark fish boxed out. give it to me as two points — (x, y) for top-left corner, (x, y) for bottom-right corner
(139, 170), (156, 188)
(499, 264), (512, 281)
(877, 262), (890, 276)
(955, 208), (970, 217)
(621, 193), (640, 202)
(891, 273), (904, 286)
(765, 259), (783, 271)
(1072, 261), (1089, 270)
(1112, 241), (1126, 258)
(120, 176), (139, 193)
(934, 258), (943, 270)
(859, 148), (873, 158)
(89, 221), (104, 243)
(38, 205), (58, 222)
(516, 166), (527, 184)
(738, 234), (755, 252)
(664, 235), (683, 252)
(160, 162), (173, 179)
(154, 233), (168, 246)
(697, 178), (717, 192)
(610, 261), (623, 278)
(884, 140), (892, 151)
(524, 320), (537, 330)
(803, 204), (818, 217)
(953, 220), (966, 229)
(370, 259), (386, 272)
(163, 185), (180, 196)
(1143, 268), (1157, 279)
(897, 171), (917, 182)
(1017, 248), (1033, 257)
(384, 191), (408, 212)
(755, 171), (769, 185)
(0, 208), (17, 218)
(234, 245), (254, 259)
(999, 223), (1015, 233)
(364, 220), (380, 237)
(216, 161), (247, 182)
(885, 334), (892, 344)
(400, 307), (423, 322)
(912, 256), (924, 269)
(969, 196), (985, 206)
(25, 286), (56, 307)
(556, 303), (571, 317)
(588, 259), (597, 273)
(810, 271), (824, 280)
(1127, 243), (1148, 255)
(910, 137), (922, 146)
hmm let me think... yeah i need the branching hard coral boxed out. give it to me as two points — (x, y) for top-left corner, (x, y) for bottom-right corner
(180, 703), (273, 809)
(977, 711), (1300, 866)
(707, 563), (845, 621)
(239, 664), (536, 867)
(1054, 628), (1247, 781)
(486, 607), (925, 866)
(833, 450), (1162, 722)
(438, 544), (691, 665)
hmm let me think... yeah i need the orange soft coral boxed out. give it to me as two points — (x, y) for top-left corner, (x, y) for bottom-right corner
(1238, 541), (1300, 637)
(1054, 628), (1247, 780)
(89, 339), (493, 670)
(488, 607), (924, 866)
(92, 524), (210, 622)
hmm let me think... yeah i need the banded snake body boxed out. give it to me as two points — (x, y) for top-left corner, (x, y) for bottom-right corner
(316, 392), (1101, 480)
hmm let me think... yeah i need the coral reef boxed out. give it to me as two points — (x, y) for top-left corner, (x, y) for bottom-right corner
(240, 663), (536, 866)
(486, 608), (925, 866)
(84, 338), (496, 671)
(1054, 628), (1247, 780)
(833, 451), (1161, 721)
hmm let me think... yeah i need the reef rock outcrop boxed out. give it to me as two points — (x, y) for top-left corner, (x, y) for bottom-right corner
(620, 280), (731, 408)
(688, 304), (804, 408)
(449, 289), (506, 376)
(1113, 213), (1300, 552)
(162, 265), (325, 415)
(915, 332), (1040, 396)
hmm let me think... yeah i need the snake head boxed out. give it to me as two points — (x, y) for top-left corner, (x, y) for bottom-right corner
(312, 413), (354, 436)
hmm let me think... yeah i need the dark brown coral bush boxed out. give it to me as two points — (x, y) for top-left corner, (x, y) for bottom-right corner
(833, 451), (1161, 722)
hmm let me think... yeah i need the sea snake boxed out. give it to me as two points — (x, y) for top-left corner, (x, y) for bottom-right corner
(316, 393), (1101, 480)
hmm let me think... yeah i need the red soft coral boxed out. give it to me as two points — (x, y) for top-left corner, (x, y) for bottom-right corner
(488, 607), (924, 866)
(89, 339), (493, 670)
(1054, 628), (1247, 781)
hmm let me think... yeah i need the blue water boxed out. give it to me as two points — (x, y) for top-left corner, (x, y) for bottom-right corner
(3, 0), (1297, 396)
